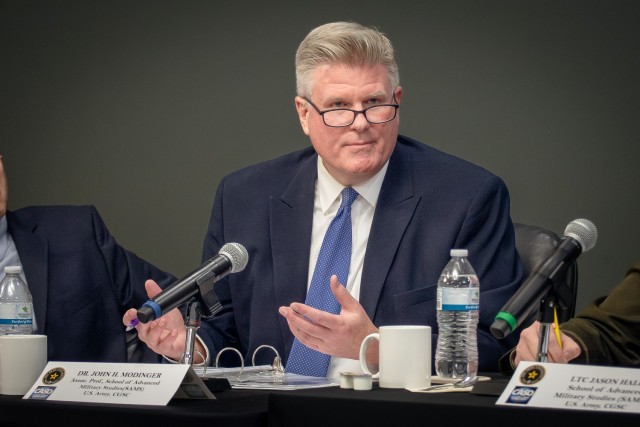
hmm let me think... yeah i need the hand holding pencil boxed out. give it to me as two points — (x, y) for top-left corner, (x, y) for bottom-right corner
(513, 320), (581, 366)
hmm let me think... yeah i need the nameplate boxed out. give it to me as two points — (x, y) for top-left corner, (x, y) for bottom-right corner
(22, 361), (214, 405)
(496, 361), (640, 414)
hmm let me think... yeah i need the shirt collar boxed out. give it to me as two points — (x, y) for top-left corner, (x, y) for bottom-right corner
(316, 156), (388, 212)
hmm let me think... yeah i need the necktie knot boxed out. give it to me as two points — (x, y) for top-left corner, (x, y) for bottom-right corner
(340, 186), (358, 211)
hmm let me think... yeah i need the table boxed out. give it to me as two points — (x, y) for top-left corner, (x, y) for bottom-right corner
(268, 379), (640, 427)
(0, 389), (269, 427)
(1, 378), (638, 426)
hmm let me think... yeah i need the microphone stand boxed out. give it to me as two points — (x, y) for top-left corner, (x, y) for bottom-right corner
(535, 274), (574, 362)
(180, 270), (224, 365)
(535, 295), (557, 362)
(182, 299), (202, 365)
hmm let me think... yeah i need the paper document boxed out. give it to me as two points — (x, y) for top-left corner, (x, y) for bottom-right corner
(194, 365), (338, 390)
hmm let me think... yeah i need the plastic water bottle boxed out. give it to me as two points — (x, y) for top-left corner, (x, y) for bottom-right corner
(435, 249), (479, 379)
(0, 266), (34, 335)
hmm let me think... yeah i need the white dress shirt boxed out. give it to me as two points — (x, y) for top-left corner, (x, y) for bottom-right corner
(312, 156), (388, 380)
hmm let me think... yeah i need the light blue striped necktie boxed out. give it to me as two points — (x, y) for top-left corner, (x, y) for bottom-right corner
(286, 186), (358, 377)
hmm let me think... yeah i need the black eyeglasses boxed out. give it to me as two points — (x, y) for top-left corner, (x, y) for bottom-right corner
(304, 96), (399, 127)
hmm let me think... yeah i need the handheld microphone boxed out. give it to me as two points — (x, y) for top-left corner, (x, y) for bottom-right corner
(491, 219), (597, 339)
(135, 242), (248, 323)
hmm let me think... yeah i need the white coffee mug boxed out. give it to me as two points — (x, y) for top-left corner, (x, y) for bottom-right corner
(0, 334), (48, 395)
(359, 325), (431, 389)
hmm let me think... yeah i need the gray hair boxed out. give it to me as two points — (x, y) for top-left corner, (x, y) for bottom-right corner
(295, 21), (400, 98)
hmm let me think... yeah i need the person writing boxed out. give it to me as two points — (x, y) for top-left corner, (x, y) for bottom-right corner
(0, 154), (175, 362)
(124, 21), (524, 378)
(500, 260), (640, 373)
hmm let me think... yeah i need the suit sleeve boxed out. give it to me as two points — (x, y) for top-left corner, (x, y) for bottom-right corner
(454, 175), (525, 370)
(90, 206), (176, 306)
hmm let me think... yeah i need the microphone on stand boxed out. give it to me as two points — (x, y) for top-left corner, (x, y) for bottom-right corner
(129, 242), (249, 326)
(491, 219), (597, 339)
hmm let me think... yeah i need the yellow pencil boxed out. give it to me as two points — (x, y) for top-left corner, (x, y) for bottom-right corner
(553, 307), (563, 349)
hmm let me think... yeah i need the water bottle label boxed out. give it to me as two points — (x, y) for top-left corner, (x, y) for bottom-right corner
(0, 318), (33, 325)
(0, 303), (33, 320)
(437, 288), (479, 311)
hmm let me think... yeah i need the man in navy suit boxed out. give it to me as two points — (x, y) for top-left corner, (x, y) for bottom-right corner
(0, 155), (175, 362)
(125, 21), (524, 377)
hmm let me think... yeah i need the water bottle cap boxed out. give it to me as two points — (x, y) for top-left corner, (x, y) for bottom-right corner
(450, 249), (468, 257)
(4, 266), (22, 274)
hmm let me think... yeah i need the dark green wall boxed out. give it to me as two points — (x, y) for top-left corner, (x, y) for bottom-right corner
(2, 0), (639, 315)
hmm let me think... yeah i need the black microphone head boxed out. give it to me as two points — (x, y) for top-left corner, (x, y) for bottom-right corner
(219, 242), (249, 273)
(564, 219), (597, 252)
(490, 318), (510, 339)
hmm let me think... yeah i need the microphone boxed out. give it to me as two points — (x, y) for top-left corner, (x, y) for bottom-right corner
(491, 219), (597, 339)
(134, 242), (249, 324)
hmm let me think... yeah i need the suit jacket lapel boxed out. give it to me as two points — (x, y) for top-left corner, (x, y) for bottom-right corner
(270, 155), (317, 349)
(359, 146), (419, 318)
(6, 211), (49, 333)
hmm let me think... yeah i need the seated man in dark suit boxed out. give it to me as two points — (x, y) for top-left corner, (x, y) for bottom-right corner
(0, 155), (175, 362)
(124, 21), (524, 378)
